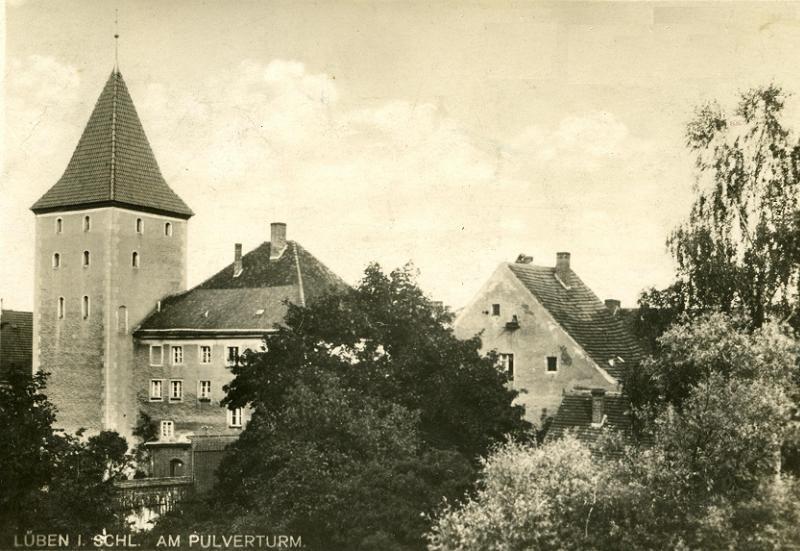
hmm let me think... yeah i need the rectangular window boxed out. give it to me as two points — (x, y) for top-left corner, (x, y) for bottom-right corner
(57, 297), (65, 319)
(160, 420), (174, 439)
(546, 356), (558, 373)
(150, 345), (163, 366)
(499, 353), (514, 380)
(82, 296), (90, 320)
(199, 380), (211, 400)
(136, 218), (143, 234)
(226, 346), (240, 366)
(492, 304), (501, 316)
(149, 379), (163, 401)
(200, 345), (212, 364)
(170, 380), (183, 401)
(228, 407), (243, 428)
(172, 346), (184, 365)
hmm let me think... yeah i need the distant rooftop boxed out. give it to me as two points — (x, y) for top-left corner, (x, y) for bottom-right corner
(136, 233), (347, 338)
(0, 309), (33, 382)
(508, 258), (644, 381)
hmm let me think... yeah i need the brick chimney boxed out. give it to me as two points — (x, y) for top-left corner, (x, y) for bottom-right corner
(604, 299), (621, 314)
(270, 222), (287, 260)
(555, 252), (571, 282)
(591, 388), (606, 426)
(233, 243), (243, 276)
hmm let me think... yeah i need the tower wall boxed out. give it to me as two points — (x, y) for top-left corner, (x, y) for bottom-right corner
(34, 207), (187, 439)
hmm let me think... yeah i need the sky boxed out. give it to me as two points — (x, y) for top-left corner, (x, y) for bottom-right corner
(4, 1), (800, 312)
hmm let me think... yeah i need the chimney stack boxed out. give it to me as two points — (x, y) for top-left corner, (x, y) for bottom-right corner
(591, 388), (606, 426)
(234, 243), (243, 276)
(604, 299), (621, 314)
(270, 222), (287, 260)
(555, 252), (571, 282)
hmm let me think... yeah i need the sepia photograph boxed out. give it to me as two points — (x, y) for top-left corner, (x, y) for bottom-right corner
(3, 1), (800, 549)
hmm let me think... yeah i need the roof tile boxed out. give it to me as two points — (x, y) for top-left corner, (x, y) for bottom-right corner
(31, 70), (192, 218)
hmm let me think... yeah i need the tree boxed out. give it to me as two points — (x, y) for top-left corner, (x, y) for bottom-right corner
(156, 263), (530, 550)
(432, 315), (800, 550)
(669, 85), (800, 328)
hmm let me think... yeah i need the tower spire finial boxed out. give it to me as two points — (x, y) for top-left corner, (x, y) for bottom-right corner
(114, 8), (119, 72)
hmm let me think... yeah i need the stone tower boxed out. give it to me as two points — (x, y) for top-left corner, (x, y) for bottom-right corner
(31, 69), (193, 439)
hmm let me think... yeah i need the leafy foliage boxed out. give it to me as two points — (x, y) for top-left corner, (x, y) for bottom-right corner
(669, 85), (800, 328)
(432, 314), (800, 550)
(155, 263), (529, 550)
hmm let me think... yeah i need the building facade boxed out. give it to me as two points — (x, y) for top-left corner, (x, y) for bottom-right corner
(453, 252), (643, 424)
(29, 68), (347, 481)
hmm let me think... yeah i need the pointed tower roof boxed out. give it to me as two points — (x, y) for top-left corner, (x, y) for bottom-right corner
(31, 70), (193, 218)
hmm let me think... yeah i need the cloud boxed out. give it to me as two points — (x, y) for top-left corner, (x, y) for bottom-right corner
(3, 57), (690, 310)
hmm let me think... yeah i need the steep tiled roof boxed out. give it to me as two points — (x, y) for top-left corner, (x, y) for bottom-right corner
(547, 391), (632, 448)
(31, 70), (193, 218)
(0, 309), (33, 381)
(508, 263), (644, 380)
(136, 241), (347, 335)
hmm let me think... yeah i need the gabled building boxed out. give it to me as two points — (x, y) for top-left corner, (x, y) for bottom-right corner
(453, 252), (643, 425)
(134, 222), (347, 443)
(0, 308), (33, 384)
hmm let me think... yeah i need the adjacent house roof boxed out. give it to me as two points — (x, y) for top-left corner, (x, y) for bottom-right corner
(0, 309), (33, 381)
(547, 390), (632, 448)
(507, 262), (644, 380)
(135, 241), (347, 337)
(31, 70), (193, 219)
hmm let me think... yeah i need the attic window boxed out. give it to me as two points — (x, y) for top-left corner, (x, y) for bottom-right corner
(491, 304), (501, 316)
(546, 356), (558, 373)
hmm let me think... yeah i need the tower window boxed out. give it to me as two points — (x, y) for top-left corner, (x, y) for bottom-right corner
(117, 306), (128, 334)
(492, 304), (501, 316)
(199, 380), (211, 401)
(160, 420), (174, 439)
(498, 353), (514, 381)
(83, 250), (90, 267)
(136, 218), (143, 234)
(546, 356), (558, 373)
(170, 380), (183, 401)
(150, 345), (163, 366)
(55, 218), (63, 234)
(226, 346), (240, 366)
(228, 407), (243, 428)
(149, 379), (163, 401)
(83, 216), (91, 232)
(165, 222), (173, 236)
(132, 251), (140, 268)
(82, 296), (90, 319)
(172, 346), (184, 365)
(52, 253), (60, 268)
(57, 297), (65, 319)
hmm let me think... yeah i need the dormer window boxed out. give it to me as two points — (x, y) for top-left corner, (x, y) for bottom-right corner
(136, 218), (143, 234)
(83, 216), (91, 232)
(164, 222), (173, 237)
(82, 251), (90, 267)
(55, 218), (63, 234)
